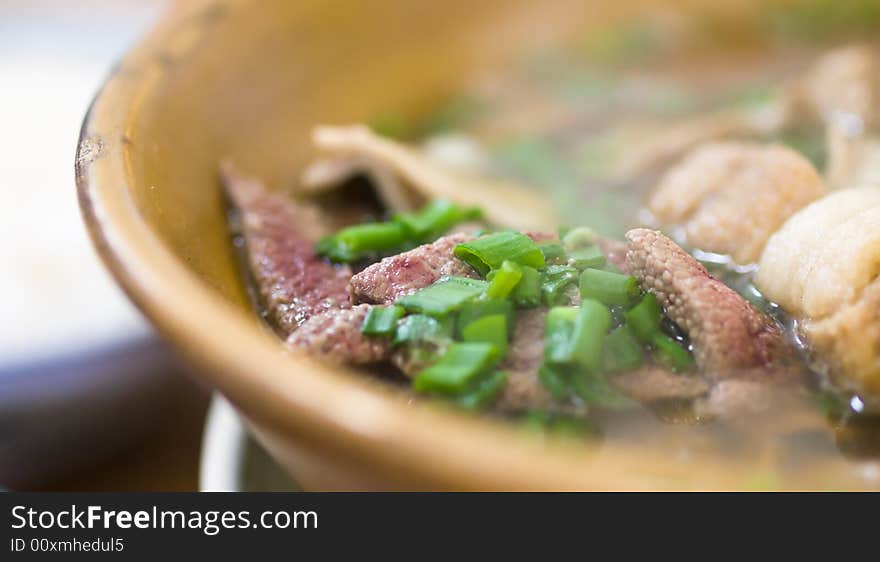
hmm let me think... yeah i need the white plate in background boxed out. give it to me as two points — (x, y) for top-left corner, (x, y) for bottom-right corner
(200, 395), (298, 492)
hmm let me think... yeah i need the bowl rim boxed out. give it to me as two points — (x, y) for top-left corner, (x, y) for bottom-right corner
(75, 0), (805, 490)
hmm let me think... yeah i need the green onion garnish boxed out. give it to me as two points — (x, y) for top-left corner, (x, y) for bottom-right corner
(396, 276), (487, 316)
(512, 265), (542, 307)
(568, 245), (606, 270)
(651, 334), (694, 373)
(456, 370), (508, 410)
(543, 306), (579, 364)
(538, 242), (567, 264)
(485, 260), (523, 300)
(570, 299), (612, 372)
(413, 342), (500, 395)
(317, 200), (481, 263)
(562, 226), (597, 251)
(395, 199), (481, 239)
(624, 292), (662, 343)
(393, 314), (454, 345)
(453, 231), (545, 276)
(456, 299), (514, 338)
(360, 305), (405, 336)
(579, 268), (640, 306)
(538, 364), (572, 402)
(602, 325), (644, 373)
(570, 370), (632, 408)
(461, 314), (509, 357)
(317, 222), (408, 263)
(540, 265), (579, 306)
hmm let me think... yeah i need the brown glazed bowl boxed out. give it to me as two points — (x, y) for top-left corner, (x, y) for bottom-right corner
(77, 0), (845, 489)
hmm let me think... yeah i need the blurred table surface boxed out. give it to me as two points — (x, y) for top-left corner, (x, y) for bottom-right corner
(0, 0), (211, 492)
(31, 378), (209, 492)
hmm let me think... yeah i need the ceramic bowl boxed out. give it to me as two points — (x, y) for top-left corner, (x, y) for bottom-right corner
(78, 0), (851, 489)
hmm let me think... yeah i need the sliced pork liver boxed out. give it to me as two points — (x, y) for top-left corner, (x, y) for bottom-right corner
(287, 304), (392, 365)
(222, 163), (352, 337)
(625, 228), (784, 378)
(349, 232), (479, 305)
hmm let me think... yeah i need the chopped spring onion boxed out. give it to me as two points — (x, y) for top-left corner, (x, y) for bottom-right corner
(541, 265), (579, 305)
(538, 242), (567, 264)
(461, 314), (509, 357)
(512, 265), (542, 307)
(538, 364), (572, 402)
(485, 260), (523, 299)
(571, 370), (633, 408)
(317, 200), (481, 263)
(579, 268), (640, 306)
(602, 325), (644, 373)
(651, 334), (694, 373)
(413, 342), (500, 395)
(456, 370), (508, 410)
(570, 299), (612, 372)
(317, 222), (408, 262)
(562, 226), (597, 251)
(453, 231), (545, 276)
(569, 245), (606, 270)
(393, 314), (454, 345)
(396, 276), (487, 316)
(361, 305), (405, 336)
(456, 299), (514, 338)
(624, 292), (662, 343)
(544, 306), (579, 364)
(395, 199), (481, 239)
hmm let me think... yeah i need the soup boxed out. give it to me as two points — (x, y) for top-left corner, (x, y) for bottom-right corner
(224, 3), (880, 489)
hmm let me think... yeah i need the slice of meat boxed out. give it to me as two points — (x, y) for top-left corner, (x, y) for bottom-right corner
(496, 309), (704, 410)
(350, 230), (580, 306)
(647, 142), (826, 265)
(349, 232), (479, 305)
(496, 309), (576, 413)
(222, 163), (352, 336)
(625, 228), (785, 378)
(610, 367), (709, 403)
(286, 304), (392, 365)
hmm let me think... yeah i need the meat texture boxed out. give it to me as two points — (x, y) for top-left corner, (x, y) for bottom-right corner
(350, 233), (479, 305)
(287, 304), (392, 365)
(625, 228), (785, 378)
(757, 187), (880, 403)
(221, 163), (352, 336)
(610, 367), (709, 403)
(496, 309), (580, 413)
(496, 308), (711, 410)
(647, 142), (826, 265)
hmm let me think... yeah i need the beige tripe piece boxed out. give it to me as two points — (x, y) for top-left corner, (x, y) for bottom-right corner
(756, 187), (880, 399)
(647, 142), (827, 265)
(306, 124), (557, 231)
